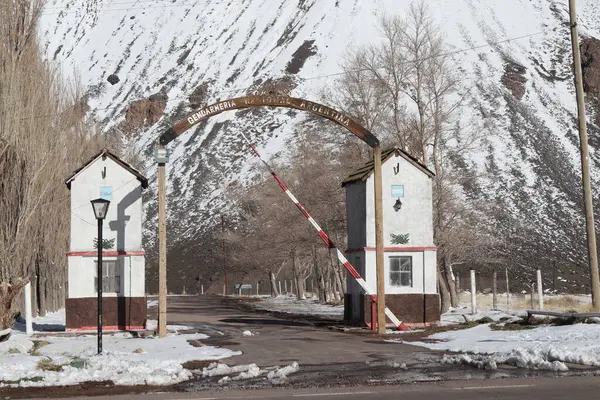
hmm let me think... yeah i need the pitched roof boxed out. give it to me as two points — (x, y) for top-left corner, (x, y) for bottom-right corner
(65, 148), (149, 189)
(341, 147), (434, 187)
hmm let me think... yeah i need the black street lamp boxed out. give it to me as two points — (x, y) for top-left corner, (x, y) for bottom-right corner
(91, 198), (110, 355)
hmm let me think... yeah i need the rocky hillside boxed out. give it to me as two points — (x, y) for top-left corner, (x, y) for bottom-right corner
(40, 0), (600, 293)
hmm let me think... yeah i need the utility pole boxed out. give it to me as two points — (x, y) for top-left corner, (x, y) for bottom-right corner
(569, 0), (600, 311)
(222, 215), (228, 295)
(156, 144), (169, 337)
(373, 147), (386, 334)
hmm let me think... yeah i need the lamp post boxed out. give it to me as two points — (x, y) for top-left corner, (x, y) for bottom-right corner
(155, 144), (169, 338)
(91, 198), (110, 355)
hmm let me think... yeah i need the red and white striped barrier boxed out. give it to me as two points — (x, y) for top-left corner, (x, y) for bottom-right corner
(241, 134), (408, 331)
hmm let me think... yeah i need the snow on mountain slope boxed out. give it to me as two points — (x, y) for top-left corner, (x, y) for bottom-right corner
(39, 0), (600, 291)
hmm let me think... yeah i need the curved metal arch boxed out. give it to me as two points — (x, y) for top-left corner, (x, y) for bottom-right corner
(159, 95), (380, 148)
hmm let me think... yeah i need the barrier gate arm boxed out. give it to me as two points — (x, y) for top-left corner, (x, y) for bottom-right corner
(239, 133), (408, 331)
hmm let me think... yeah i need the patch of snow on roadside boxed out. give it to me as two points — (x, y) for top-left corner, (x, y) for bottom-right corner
(267, 361), (300, 383)
(146, 319), (193, 331)
(0, 331), (240, 387)
(410, 323), (600, 371)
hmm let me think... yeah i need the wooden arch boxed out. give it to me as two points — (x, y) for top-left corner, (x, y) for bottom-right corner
(156, 94), (389, 335)
(159, 95), (380, 148)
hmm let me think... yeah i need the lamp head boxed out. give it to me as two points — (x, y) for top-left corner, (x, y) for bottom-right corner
(393, 198), (402, 212)
(90, 198), (111, 220)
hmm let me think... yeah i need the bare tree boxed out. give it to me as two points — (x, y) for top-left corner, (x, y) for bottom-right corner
(0, 0), (104, 326)
(323, 1), (491, 312)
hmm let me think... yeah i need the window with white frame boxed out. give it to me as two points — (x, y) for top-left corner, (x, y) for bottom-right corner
(94, 260), (120, 293)
(390, 256), (412, 287)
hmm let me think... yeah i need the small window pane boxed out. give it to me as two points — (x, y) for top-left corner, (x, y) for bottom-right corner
(389, 256), (412, 287)
(95, 260), (120, 293)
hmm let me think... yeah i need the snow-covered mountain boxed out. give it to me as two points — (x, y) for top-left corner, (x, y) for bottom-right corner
(40, 0), (600, 292)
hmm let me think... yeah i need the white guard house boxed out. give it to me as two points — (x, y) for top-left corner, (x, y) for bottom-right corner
(342, 148), (440, 327)
(65, 149), (148, 331)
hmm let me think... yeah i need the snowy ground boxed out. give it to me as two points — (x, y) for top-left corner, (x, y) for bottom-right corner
(407, 323), (600, 372)
(0, 309), (240, 387)
(250, 295), (343, 319)
(403, 293), (600, 372)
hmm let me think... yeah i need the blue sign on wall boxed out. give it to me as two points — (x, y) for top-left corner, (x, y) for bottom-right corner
(100, 186), (113, 201)
(391, 185), (404, 198)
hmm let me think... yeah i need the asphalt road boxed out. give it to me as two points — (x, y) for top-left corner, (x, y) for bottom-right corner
(163, 294), (438, 367)
(48, 375), (600, 400)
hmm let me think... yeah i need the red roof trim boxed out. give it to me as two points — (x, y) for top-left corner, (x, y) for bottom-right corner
(65, 148), (148, 190)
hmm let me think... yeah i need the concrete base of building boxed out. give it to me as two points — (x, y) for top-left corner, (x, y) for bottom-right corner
(65, 297), (147, 331)
(344, 293), (440, 326)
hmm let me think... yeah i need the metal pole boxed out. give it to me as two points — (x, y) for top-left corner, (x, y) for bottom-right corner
(569, 0), (600, 311)
(470, 268), (476, 314)
(222, 215), (228, 295)
(158, 145), (167, 338)
(97, 219), (103, 354)
(201, 284), (204, 295)
(374, 146), (386, 334)
(537, 269), (544, 310)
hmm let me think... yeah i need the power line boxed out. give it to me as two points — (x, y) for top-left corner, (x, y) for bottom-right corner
(302, 31), (545, 81)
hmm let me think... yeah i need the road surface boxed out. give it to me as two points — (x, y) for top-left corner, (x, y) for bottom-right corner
(50, 375), (600, 400)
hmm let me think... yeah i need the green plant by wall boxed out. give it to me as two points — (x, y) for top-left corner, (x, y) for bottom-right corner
(93, 237), (115, 250)
(390, 233), (410, 245)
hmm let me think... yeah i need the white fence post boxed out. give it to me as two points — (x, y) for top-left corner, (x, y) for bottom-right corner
(24, 282), (33, 336)
(201, 284), (204, 295)
(505, 268), (510, 312)
(537, 269), (543, 310)
(470, 269), (477, 315)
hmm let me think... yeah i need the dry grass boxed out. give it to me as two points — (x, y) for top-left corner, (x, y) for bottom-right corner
(459, 293), (593, 313)
(37, 359), (63, 372)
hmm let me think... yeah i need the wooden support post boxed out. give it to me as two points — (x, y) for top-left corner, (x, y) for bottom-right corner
(569, 0), (600, 311)
(373, 146), (386, 335)
(531, 283), (535, 309)
(157, 145), (167, 338)
(537, 269), (544, 310)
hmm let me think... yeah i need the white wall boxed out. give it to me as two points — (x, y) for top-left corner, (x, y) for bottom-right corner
(365, 154), (434, 248)
(68, 255), (145, 298)
(69, 156), (143, 252)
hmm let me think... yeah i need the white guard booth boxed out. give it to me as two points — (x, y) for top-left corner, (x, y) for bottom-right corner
(343, 148), (440, 327)
(65, 149), (148, 331)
